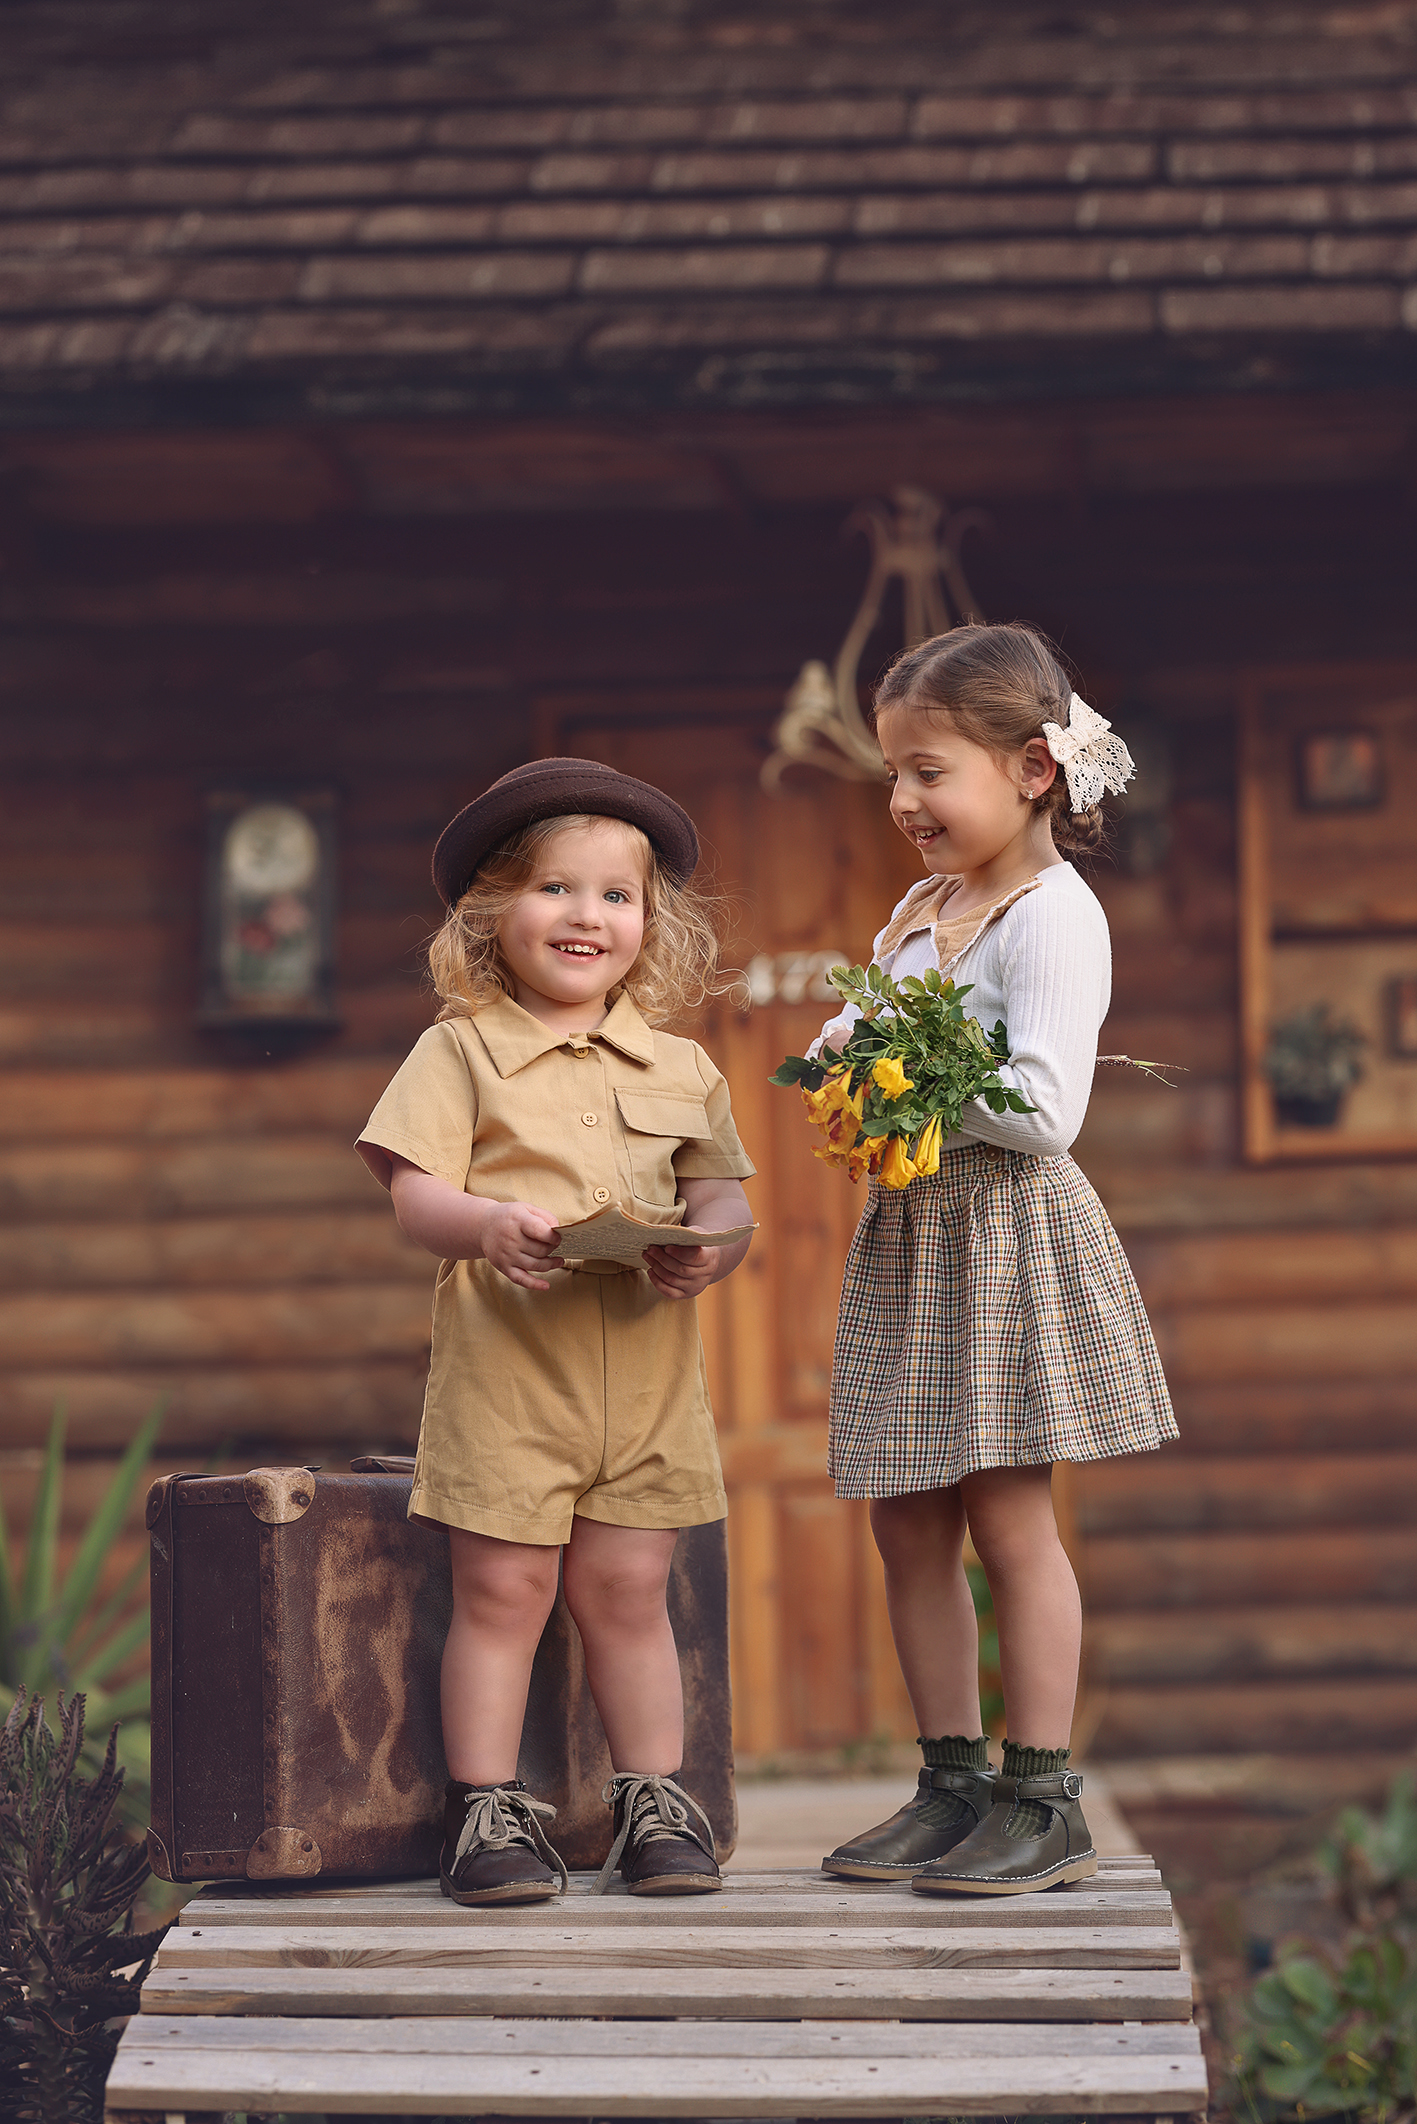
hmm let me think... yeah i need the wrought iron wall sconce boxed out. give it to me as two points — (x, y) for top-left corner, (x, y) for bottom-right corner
(761, 486), (987, 792)
(198, 789), (340, 1043)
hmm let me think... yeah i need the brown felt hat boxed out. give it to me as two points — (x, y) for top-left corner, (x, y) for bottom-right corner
(432, 757), (700, 907)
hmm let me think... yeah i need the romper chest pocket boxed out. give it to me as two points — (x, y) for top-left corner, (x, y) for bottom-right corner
(615, 1089), (713, 1209)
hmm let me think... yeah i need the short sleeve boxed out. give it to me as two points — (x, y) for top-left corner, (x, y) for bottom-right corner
(672, 1046), (756, 1181)
(355, 1023), (480, 1191)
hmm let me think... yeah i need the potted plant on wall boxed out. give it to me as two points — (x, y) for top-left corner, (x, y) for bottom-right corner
(1263, 1003), (1368, 1128)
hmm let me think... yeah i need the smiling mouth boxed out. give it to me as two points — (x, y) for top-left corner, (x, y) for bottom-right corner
(908, 825), (943, 844)
(552, 942), (605, 956)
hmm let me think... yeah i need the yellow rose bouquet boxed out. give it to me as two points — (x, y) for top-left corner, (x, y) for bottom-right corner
(770, 962), (1034, 1189)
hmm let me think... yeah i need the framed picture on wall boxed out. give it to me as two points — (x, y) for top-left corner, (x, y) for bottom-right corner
(1295, 729), (1384, 811)
(198, 788), (340, 1031)
(1239, 668), (1417, 1162)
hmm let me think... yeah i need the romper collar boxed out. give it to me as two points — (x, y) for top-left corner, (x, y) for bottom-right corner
(472, 990), (655, 1078)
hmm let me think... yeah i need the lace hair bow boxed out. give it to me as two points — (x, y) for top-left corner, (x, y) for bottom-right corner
(1042, 693), (1136, 814)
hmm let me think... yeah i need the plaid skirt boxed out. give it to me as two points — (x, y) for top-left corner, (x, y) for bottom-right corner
(828, 1142), (1177, 1498)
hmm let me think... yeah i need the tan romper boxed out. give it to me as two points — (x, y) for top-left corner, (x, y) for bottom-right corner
(356, 992), (755, 1545)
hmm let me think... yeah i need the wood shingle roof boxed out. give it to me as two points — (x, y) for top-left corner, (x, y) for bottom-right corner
(2, 0), (1416, 420)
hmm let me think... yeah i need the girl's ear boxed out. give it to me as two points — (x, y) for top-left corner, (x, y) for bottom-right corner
(1021, 737), (1058, 796)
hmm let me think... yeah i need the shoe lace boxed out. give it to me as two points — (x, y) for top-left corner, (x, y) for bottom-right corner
(454, 1785), (568, 1892)
(592, 1772), (717, 1896)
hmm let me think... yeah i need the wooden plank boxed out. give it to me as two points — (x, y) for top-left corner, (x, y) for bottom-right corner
(0, 1059), (398, 1140)
(1159, 1377), (1417, 1457)
(153, 1922), (1182, 1971)
(0, 1136), (385, 1222)
(0, 1360), (427, 1450)
(0, 980), (430, 1067)
(0, 1210), (430, 1291)
(139, 1963), (1197, 2020)
(178, 1886), (1173, 1930)
(1126, 1226), (1417, 1307)
(1092, 1157), (1417, 1234)
(1093, 1675), (1417, 1755)
(181, 1860), (1161, 1913)
(1155, 1302), (1416, 1382)
(1087, 1603), (1417, 1683)
(0, 1282), (429, 1367)
(104, 2044), (1209, 2116)
(122, 2014), (1199, 2057)
(1085, 1526), (1417, 1610)
(1078, 1451), (1417, 1534)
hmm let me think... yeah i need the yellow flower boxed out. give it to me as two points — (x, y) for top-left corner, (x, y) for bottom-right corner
(912, 1115), (943, 1176)
(801, 1066), (862, 1128)
(847, 1134), (888, 1184)
(871, 1055), (914, 1101)
(876, 1136), (917, 1190)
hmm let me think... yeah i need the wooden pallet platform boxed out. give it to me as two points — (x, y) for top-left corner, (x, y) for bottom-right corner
(105, 1858), (1206, 2120)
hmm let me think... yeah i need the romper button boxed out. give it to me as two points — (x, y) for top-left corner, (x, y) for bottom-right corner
(593, 1187), (611, 1204)
(581, 1112), (598, 1126)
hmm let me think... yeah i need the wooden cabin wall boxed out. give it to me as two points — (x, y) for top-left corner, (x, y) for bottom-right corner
(2, 424), (1415, 1762)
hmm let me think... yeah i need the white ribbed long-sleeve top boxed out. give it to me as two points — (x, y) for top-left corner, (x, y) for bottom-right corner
(811, 862), (1111, 1159)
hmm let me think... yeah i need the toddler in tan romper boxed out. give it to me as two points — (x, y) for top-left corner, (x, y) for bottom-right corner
(357, 760), (753, 1906)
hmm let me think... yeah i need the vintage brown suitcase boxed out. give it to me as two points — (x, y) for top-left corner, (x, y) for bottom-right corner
(147, 1457), (735, 1883)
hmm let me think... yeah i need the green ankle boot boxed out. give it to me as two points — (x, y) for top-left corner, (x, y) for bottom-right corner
(911, 1766), (1097, 1896)
(823, 1739), (994, 1881)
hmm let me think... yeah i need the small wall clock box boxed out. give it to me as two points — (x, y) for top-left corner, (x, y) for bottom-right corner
(198, 788), (339, 1036)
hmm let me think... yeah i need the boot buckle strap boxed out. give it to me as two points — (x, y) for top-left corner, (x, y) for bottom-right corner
(927, 1768), (982, 1794)
(1012, 1771), (1084, 1801)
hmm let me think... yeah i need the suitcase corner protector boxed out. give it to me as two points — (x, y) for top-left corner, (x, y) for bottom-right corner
(145, 1825), (174, 1880)
(243, 1467), (317, 1524)
(246, 1825), (323, 1878)
(145, 1475), (178, 1528)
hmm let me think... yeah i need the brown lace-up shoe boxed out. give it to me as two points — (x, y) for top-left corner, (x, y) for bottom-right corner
(822, 1765), (996, 1880)
(594, 1771), (721, 1896)
(440, 1779), (568, 1906)
(911, 1769), (1097, 1896)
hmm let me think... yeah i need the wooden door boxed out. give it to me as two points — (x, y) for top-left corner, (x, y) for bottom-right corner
(533, 698), (921, 1757)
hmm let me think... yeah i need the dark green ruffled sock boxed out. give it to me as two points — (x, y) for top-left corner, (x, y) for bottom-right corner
(1001, 1741), (1071, 1840)
(917, 1734), (989, 1829)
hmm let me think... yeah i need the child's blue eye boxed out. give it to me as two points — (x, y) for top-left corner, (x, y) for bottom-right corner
(605, 889), (630, 904)
(541, 881), (568, 895)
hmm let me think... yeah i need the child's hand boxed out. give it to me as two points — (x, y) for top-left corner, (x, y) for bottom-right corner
(477, 1202), (565, 1292)
(643, 1243), (717, 1301)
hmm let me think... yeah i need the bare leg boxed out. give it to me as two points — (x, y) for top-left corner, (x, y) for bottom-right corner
(962, 1464), (1081, 1749)
(869, 1489), (983, 1737)
(442, 1528), (561, 1786)
(562, 1519), (683, 1774)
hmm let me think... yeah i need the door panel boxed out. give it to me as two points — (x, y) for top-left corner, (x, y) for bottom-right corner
(535, 704), (920, 1754)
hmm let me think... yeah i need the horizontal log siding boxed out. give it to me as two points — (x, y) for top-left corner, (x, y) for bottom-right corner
(2, 449), (1414, 1759)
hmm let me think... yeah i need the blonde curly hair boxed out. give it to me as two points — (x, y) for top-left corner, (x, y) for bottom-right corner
(429, 814), (726, 1028)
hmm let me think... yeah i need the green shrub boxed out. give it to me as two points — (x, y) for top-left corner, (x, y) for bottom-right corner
(0, 1690), (167, 2124)
(1322, 1772), (1417, 1932)
(1232, 1768), (1417, 2122)
(0, 1402), (163, 1828)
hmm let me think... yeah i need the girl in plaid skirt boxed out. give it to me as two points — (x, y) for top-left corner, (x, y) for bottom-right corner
(817, 623), (1177, 1897)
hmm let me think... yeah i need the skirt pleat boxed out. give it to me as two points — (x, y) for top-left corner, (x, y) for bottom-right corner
(827, 1143), (1177, 1498)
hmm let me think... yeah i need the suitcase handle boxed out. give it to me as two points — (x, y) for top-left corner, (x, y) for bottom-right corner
(348, 1454), (417, 1474)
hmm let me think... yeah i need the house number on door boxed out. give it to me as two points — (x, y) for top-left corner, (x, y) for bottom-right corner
(744, 951), (849, 1007)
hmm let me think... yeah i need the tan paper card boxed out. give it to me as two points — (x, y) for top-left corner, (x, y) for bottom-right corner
(555, 1202), (756, 1265)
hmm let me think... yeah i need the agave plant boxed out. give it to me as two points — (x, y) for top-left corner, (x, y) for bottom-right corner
(0, 1689), (167, 2124)
(0, 1402), (163, 1825)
